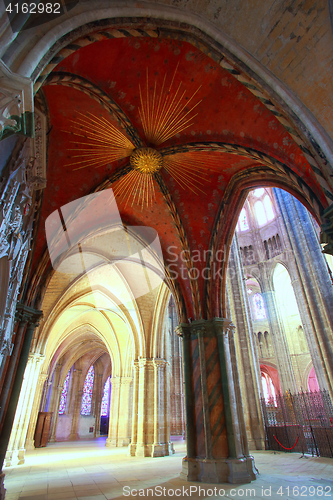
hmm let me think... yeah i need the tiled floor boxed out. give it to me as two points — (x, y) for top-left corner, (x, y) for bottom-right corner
(3, 437), (333, 499)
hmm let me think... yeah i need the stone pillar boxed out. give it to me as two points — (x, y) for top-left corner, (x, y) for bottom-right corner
(227, 236), (265, 450)
(129, 358), (173, 457)
(275, 188), (333, 397)
(0, 304), (42, 499)
(45, 365), (62, 443)
(40, 378), (52, 413)
(5, 353), (45, 465)
(25, 372), (49, 451)
(258, 261), (298, 393)
(286, 253), (329, 390)
(106, 377), (132, 447)
(94, 374), (103, 438)
(169, 300), (185, 436)
(48, 384), (63, 443)
(68, 369), (82, 441)
(176, 319), (256, 484)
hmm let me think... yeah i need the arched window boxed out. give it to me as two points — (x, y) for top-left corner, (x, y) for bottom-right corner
(264, 331), (271, 357)
(261, 372), (276, 404)
(254, 201), (267, 226)
(248, 245), (254, 264)
(81, 365), (94, 415)
(258, 332), (263, 357)
(253, 293), (266, 319)
(238, 208), (249, 231)
(253, 188), (264, 197)
(59, 370), (70, 415)
(263, 195), (274, 221)
(101, 376), (111, 417)
(276, 234), (282, 252)
(308, 367), (320, 392)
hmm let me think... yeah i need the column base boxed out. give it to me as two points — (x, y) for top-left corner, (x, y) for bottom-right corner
(4, 450), (13, 468)
(129, 442), (174, 457)
(4, 448), (27, 467)
(25, 438), (35, 451)
(180, 455), (256, 484)
(17, 448), (26, 465)
(69, 433), (80, 441)
(248, 437), (265, 451)
(0, 472), (6, 500)
(105, 437), (131, 447)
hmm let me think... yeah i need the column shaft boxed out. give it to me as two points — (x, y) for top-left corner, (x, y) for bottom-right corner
(177, 319), (256, 484)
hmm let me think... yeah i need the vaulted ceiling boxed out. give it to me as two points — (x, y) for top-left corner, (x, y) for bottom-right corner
(30, 33), (329, 320)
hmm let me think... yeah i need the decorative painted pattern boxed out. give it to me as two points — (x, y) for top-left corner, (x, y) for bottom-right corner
(32, 20), (333, 205)
(204, 336), (227, 457)
(155, 172), (202, 319)
(43, 72), (142, 148)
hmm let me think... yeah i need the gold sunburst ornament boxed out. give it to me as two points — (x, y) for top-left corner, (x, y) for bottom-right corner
(66, 66), (219, 208)
(130, 148), (163, 174)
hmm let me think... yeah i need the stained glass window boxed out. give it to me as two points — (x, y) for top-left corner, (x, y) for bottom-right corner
(263, 195), (274, 221)
(81, 365), (94, 415)
(238, 208), (249, 231)
(59, 370), (70, 415)
(253, 293), (266, 319)
(101, 376), (111, 417)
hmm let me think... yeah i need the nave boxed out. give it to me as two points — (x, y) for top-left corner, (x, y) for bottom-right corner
(4, 437), (333, 500)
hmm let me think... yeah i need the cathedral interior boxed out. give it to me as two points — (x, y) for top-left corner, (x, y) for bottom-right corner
(0, 1), (333, 499)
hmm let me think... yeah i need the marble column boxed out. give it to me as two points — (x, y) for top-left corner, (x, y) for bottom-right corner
(176, 318), (256, 484)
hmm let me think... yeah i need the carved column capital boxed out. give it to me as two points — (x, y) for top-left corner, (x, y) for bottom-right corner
(176, 318), (235, 340)
(153, 358), (168, 369)
(15, 303), (43, 327)
(0, 61), (34, 140)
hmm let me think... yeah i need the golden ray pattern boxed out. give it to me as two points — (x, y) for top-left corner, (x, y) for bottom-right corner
(163, 152), (221, 194)
(66, 112), (135, 170)
(138, 65), (202, 146)
(66, 67), (221, 208)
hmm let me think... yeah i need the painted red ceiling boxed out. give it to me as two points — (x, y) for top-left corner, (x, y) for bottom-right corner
(32, 34), (323, 306)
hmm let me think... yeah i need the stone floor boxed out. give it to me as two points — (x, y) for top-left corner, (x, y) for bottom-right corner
(3, 437), (333, 500)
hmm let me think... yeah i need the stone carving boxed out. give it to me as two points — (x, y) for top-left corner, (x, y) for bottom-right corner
(0, 89), (22, 139)
(0, 109), (47, 373)
(0, 60), (34, 141)
(26, 110), (47, 190)
(0, 339), (13, 357)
